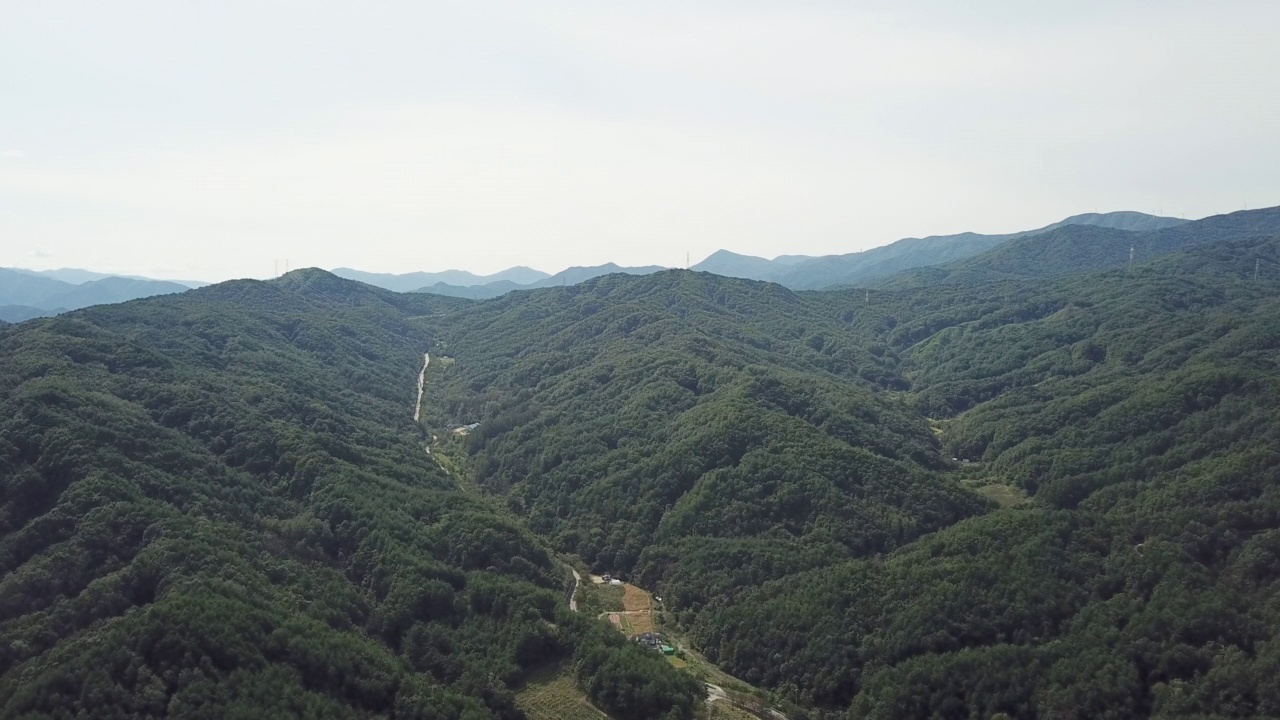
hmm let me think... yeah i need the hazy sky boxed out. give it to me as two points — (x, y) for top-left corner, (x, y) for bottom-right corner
(3, 1), (1278, 281)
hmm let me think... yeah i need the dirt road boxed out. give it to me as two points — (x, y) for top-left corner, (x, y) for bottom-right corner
(569, 568), (581, 612)
(413, 352), (430, 422)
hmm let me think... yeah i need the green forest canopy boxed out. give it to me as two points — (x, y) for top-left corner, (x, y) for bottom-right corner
(0, 271), (700, 720)
(3, 207), (1280, 719)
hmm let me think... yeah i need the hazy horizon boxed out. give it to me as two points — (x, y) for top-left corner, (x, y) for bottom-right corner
(4, 1), (1278, 282)
(3, 204), (1227, 285)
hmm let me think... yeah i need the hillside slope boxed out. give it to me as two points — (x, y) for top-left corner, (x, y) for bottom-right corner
(7, 219), (1280, 719)
(690, 237), (1280, 716)
(0, 270), (700, 720)
(417, 270), (989, 615)
(420, 234), (1280, 718)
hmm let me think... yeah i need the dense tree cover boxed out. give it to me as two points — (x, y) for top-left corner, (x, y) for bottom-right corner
(8, 210), (1280, 719)
(417, 271), (989, 616)
(418, 226), (1280, 718)
(687, 236), (1280, 717)
(0, 270), (699, 719)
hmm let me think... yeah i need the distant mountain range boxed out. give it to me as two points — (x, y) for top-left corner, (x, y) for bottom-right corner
(879, 206), (1280, 288)
(339, 262), (670, 298)
(6, 208), (1270, 318)
(412, 263), (669, 299)
(331, 266), (551, 292)
(692, 210), (1190, 290)
(0, 268), (192, 322)
(6, 267), (209, 288)
(341, 210), (1192, 300)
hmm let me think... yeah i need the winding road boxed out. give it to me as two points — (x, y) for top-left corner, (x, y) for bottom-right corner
(569, 568), (581, 612)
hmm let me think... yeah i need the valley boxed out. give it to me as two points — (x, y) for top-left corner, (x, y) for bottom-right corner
(2, 206), (1280, 719)
(420, 355), (792, 719)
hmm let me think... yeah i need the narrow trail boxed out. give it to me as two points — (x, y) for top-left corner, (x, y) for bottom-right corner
(413, 352), (430, 422)
(569, 568), (581, 612)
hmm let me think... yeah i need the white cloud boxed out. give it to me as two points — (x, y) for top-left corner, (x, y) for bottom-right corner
(1, 149), (25, 159)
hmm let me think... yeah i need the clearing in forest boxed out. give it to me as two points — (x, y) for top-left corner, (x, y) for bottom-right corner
(514, 664), (607, 720)
(597, 579), (657, 635)
(622, 583), (651, 613)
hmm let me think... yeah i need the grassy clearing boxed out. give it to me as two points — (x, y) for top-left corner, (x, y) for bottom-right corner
(975, 482), (1030, 507)
(515, 664), (607, 720)
(622, 583), (651, 613)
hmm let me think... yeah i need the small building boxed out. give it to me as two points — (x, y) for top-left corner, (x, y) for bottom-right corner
(633, 633), (668, 652)
(451, 422), (481, 436)
(609, 579), (623, 587)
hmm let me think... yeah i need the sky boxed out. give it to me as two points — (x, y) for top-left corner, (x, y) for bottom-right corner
(2, 1), (1279, 282)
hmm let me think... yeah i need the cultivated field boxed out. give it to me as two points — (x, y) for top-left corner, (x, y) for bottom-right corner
(515, 665), (607, 720)
(512, 661), (606, 717)
(601, 582), (657, 634)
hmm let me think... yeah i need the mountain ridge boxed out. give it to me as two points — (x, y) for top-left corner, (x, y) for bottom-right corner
(410, 262), (669, 298)
(5, 218), (1280, 717)
(0, 267), (191, 315)
(693, 210), (1189, 289)
(877, 205), (1280, 288)
(332, 265), (552, 292)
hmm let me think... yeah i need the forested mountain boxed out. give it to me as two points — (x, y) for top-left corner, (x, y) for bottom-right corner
(690, 211), (1187, 290)
(883, 206), (1280, 288)
(411, 222), (1280, 718)
(0, 272), (701, 720)
(417, 272), (988, 599)
(5, 205), (1280, 719)
(687, 234), (1280, 717)
(0, 268), (191, 316)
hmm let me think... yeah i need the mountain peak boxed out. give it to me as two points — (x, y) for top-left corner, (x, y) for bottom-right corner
(691, 250), (777, 280)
